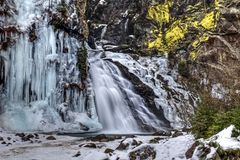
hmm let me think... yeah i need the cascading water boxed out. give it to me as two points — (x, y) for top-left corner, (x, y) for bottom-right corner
(88, 49), (168, 133)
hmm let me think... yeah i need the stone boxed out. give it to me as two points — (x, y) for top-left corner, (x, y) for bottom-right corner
(132, 139), (143, 146)
(73, 151), (81, 157)
(89, 134), (122, 142)
(129, 146), (156, 160)
(83, 143), (97, 148)
(149, 137), (164, 144)
(46, 136), (56, 140)
(15, 133), (25, 138)
(116, 142), (129, 150)
(172, 131), (184, 138)
(185, 142), (199, 159)
(104, 148), (114, 154)
(1, 141), (6, 144)
(152, 130), (171, 136)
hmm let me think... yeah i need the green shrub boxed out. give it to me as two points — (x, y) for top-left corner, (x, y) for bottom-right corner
(192, 105), (240, 138)
(191, 93), (240, 138)
(191, 103), (217, 138)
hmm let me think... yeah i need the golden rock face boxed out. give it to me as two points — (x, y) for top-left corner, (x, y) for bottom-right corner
(146, 0), (220, 59)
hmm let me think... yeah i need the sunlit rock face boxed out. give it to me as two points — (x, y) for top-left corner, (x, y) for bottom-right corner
(146, 0), (220, 59)
(188, 0), (240, 102)
(87, 0), (220, 57)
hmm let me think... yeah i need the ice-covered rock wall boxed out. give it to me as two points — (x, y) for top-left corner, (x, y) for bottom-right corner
(0, 0), (101, 132)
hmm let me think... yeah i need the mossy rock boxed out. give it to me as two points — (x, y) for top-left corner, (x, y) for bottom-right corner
(129, 146), (156, 160)
(217, 147), (240, 159)
(178, 60), (190, 77)
(77, 46), (88, 82)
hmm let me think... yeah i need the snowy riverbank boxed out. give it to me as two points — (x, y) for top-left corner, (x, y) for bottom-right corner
(0, 130), (194, 160)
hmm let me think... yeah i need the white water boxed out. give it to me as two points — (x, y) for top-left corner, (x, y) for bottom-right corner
(88, 48), (169, 133)
(106, 52), (197, 128)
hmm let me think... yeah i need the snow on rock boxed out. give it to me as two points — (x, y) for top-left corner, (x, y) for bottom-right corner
(209, 125), (240, 150)
(153, 134), (194, 160)
(211, 83), (229, 100)
(0, 131), (195, 160)
(191, 125), (240, 160)
(105, 52), (197, 129)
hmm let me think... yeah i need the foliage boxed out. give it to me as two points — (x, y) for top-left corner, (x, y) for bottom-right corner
(191, 102), (217, 138)
(191, 93), (240, 138)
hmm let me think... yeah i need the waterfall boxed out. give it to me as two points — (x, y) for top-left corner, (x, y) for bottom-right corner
(88, 49), (169, 133)
(0, 0), (101, 132)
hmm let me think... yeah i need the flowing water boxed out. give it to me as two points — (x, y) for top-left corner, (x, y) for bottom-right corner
(88, 49), (168, 133)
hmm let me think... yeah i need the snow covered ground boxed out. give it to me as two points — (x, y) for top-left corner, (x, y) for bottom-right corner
(0, 131), (194, 160)
(192, 125), (240, 159)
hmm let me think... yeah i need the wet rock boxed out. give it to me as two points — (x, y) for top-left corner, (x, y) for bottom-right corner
(6, 143), (12, 146)
(104, 148), (114, 154)
(19, 134), (35, 142)
(7, 137), (11, 141)
(132, 139), (143, 146)
(21, 136), (31, 142)
(152, 130), (171, 136)
(0, 136), (3, 141)
(46, 136), (56, 140)
(185, 141), (199, 159)
(73, 151), (81, 157)
(126, 135), (136, 139)
(172, 131), (184, 138)
(34, 134), (39, 139)
(15, 133), (25, 138)
(26, 134), (34, 139)
(89, 134), (108, 142)
(116, 142), (129, 150)
(149, 137), (164, 144)
(129, 146), (156, 160)
(84, 143), (97, 148)
(89, 134), (122, 142)
(182, 127), (192, 133)
(1, 141), (6, 144)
